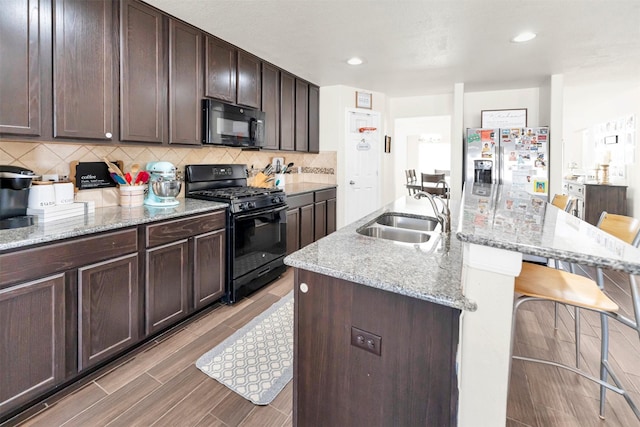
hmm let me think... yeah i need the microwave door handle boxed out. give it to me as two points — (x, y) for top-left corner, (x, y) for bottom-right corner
(250, 118), (257, 141)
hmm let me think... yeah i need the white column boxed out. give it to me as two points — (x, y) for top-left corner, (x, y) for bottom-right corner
(457, 243), (523, 426)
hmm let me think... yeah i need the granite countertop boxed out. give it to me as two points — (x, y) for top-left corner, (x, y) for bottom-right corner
(457, 182), (640, 275)
(285, 182), (336, 196)
(0, 198), (227, 252)
(285, 195), (475, 312)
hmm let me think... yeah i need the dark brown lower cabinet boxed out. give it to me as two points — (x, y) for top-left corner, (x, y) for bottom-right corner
(287, 188), (337, 253)
(286, 208), (300, 256)
(314, 188), (337, 241)
(193, 229), (225, 309)
(327, 197), (336, 234)
(0, 274), (65, 415)
(286, 192), (313, 254)
(0, 212), (225, 421)
(144, 210), (226, 334)
(314, 200), (326, 241)
(299, 204), (314, 248)
(294, 269), (460, 427)
(145, 239), (189, 335)
(78, 254), (139, 371)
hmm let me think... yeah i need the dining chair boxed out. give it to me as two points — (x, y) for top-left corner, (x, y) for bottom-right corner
(405, 169), (417, 195)
(420, 173), (447, 197)
(511, 263), (640, 421)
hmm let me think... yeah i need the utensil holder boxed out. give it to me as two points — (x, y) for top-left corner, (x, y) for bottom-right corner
(119, 185), (146, 207)
(274, 173), (285, 189)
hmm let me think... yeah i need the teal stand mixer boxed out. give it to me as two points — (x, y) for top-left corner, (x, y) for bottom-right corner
(144, 161), (181, 207)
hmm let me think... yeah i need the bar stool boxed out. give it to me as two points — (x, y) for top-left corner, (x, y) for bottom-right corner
(512, 214), (640, 420)
(551, 194), (573, 213)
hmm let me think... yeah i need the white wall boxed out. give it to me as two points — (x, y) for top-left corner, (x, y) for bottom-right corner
(563, 82), (640, 216)
(463, 87), (541, 128)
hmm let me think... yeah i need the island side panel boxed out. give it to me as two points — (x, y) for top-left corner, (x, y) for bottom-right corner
(293, 268), (460, 426)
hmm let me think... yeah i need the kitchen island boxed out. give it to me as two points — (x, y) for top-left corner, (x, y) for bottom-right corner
(285, 182), (640, 426)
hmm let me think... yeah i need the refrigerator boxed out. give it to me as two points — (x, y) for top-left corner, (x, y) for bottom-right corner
(464, 127), (549, 201)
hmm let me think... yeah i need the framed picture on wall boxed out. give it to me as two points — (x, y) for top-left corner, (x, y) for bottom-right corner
(481, 108), (527, 128)
(356, 91), (372, 109)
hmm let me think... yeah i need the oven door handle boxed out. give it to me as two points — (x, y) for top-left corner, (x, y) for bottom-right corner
(233, 204), (288, 220)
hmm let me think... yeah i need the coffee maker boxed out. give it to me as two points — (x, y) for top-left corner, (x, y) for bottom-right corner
(144, 161), (182, 207)
(473, 160), (493, 184)
(0, 165), (37, 229)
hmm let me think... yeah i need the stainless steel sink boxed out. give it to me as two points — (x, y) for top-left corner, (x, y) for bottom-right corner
(357, 225), (432, 243)
(356, 212), (442, 246)
(374, 213), (440, 232)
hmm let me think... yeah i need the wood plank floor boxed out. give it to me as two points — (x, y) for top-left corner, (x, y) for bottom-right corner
(4, 265), (640, 426)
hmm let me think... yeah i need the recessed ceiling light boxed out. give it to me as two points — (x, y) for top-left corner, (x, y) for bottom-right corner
(347, 57), (363, 65)
(511, 32), (537, 43)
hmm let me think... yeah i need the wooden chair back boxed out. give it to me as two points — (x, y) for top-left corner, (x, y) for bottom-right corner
(597, 212), (640, 246)
(421, 173), (446, 196)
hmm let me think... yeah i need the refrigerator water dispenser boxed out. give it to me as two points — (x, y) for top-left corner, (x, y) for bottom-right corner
(474, 160), (493, 184)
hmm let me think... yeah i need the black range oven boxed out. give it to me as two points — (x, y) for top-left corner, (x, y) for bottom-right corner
(185, 164), (287, 303)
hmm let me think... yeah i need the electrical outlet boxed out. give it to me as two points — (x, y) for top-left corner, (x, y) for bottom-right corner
(350, 326), (382, 356)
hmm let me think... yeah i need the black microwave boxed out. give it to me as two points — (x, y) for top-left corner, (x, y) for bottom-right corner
(202, 99), (265, 148)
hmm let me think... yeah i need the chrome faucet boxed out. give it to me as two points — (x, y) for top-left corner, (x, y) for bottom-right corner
(414, 187), (451, 233)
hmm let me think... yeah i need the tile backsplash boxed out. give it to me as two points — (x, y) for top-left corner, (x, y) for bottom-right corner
(0, 140), (336, 207)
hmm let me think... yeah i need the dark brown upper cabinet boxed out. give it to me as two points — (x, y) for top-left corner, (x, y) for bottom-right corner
(295, 79), (309, 152)
(54, 0), (116, 140)
(261, 62), (280, 150)
(205, 36), (236, 103)
(308, 84), (320, 153)
(169, 19), (202, 145)
(236, 51), (261, 109)
(0, 0), (42, 136)
(120, 0), (167, 143)
(280, 72), (295, 151)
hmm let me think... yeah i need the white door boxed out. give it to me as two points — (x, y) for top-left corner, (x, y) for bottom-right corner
(344, 109), (380, 225)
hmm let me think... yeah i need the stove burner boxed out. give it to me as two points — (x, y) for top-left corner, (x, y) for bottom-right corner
(191, 186), (283, 200)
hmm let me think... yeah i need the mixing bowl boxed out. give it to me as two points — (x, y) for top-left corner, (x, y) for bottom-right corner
(151, 179), (182, 198)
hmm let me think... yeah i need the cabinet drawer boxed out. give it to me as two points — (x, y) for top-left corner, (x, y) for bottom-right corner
(567, 183), (584, 199)
(0, 229), (138, 288)
(145, 211), (225, 248)
(287, 193), (314, 210)
(314, 188), (337, 202)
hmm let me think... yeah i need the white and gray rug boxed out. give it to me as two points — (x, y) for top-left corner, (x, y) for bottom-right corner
(195, 291), (293, 405)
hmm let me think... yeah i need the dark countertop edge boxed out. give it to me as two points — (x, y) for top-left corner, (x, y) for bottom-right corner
(0, 200), (228, 252)
(285, 182), (337, 196)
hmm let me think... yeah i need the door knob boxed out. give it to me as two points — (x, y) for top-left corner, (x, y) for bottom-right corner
(349, 180), (355, 185)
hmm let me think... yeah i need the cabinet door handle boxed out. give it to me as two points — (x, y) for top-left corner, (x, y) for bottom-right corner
(105, 132), (112, 138)
(300, 283), (309, 293)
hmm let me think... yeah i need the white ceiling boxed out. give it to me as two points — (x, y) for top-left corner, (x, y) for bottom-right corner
(145, 0), (640, 97)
